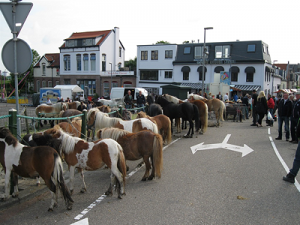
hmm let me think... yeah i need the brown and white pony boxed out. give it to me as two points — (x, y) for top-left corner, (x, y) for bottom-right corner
(58, 119), (82, 138)
(97, 105), (111, 113)
(137, 111), (172, 145)
(0, 127), (73, 211)
(44, 125), (126, 198)
(87, 108), (158, 134)
(97, 128), (163, 181)
(35, 102), (66, 127)
(187, 93), (206, 101)
(65, 101), (81, 109)
(187, 99), (208, 134)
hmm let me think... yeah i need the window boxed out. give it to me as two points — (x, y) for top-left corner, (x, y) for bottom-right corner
(141, 51), (148, 60)
(83, 54), (89, 71)
(184, 47), (191, 54)
(199, 73), (206, 81)
(194, 46), (210, 59)
(151, 50), (158, 60)
(90, 54), (96, 71)
(56, 81), (60, 86)
(165, 50), (173, 59)
(42, 63), (46, 75)
(77, 79), (96, 95)
(82, 39), (94, 46)
(103, 81), (110, 97)
(140, 70), (158, 80)
(246, 73), (253, 82)
(183, 72), (189, 80)
(215, 45), (230, 58)
(231, 72), (238, 82)
(63, 55), (70, 71)
(42, 80), (46, 87)
(247, 44), (255, 52)
(48, 81), (52, 87)
(112, 81), (118, 88)
(165, 71), (172, 79)
(119, 47), (122, 57)
(102, 54), (106, 71)
(118, 63), (121, 70)
(64, 79), (71, 85)
(76, 54), (81, 71)
(123, 81), (132, 87)
(36, 80), (40, 92)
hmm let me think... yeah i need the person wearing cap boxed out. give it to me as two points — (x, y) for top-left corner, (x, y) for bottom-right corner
(250, 89), (258, 126)
(290, 91), (300, 143)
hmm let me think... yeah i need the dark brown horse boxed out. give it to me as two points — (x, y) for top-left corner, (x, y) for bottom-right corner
(44, 125), (126, 198)
(188, 99), (208, 134)
(0, 127), (73, 211)
(97, 127), (163, 181)
(137, 111), (172, 144)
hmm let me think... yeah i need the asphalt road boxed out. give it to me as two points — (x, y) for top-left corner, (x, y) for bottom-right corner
(1, 111), (300, 225)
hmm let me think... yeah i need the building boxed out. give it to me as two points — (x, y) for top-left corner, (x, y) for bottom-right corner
(137, 40), (285, 98)
(33, 53), (60, 92)
(59, 27), (135, 99)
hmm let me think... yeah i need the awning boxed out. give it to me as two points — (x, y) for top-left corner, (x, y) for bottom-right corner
(180, 82), (204, 89)
(54, 85), (84, 93)
(245, 66), (256, 73)
(197, 66), (207, 73)
(181, 66), (190, 72)
(230, 66), (240, 73)
(274, 89), (294, 94)
(265, 66), (274, 73)
(214, 66), (224, 73)
(234, 85), (260, 91)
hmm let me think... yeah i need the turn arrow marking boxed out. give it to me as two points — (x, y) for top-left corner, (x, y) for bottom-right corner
(190, 134), (253, 157)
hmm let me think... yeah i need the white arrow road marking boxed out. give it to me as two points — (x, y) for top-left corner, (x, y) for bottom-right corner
(190, 134), (254, 157)
(71, 218), (89, 225)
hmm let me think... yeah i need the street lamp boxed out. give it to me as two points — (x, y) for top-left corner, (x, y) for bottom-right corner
(109, 62), (112, 91)
(202, 27), (213, 97)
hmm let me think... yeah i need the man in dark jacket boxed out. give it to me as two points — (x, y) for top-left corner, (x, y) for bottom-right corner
(276, 93), (293, 141)
(290, 92), (300, 143)
(250, 90), (258, 126)
(242, 94), (249, 119)
(136, 91), (145, 112)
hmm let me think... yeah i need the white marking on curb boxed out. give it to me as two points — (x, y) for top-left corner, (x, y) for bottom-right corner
(73, 137), (181, 221)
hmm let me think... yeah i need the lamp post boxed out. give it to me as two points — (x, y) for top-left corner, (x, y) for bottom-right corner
(272, 60), (278, 95)
(2, 71), (7, 99)
(202, 27), (213, 97)
(109, 62), (112, 91)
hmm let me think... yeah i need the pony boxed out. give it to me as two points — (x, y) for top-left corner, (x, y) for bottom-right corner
(44, 125), (126, 198)
(97, 105), (111, 113)
(148, 103), (163, 117)
(97, 128), (163, 181)
(188, 99), (208, 134)
(65, 101), (81, 109)
(58, 119), (82, 138)
(225, 103), (243, 122)
(200, 98), (226, 126)
(87, 108), (158, 134)
(59, 109), (82, 122)
(163, 94), (185, 104)
(35, 102), (66, 127)
(188, 93), (206, 101)
(137, 111), (172, 145)
(155, 95), (200, 138)
(0, 127), (73, 211)
(97, 98), (124, 108)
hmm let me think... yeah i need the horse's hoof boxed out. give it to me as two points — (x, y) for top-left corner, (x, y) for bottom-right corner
(118, 195), (123, 199)
(12, 193), (19, 198)
(80, 188), (86, 193)
(141, 177), (147, 181)
(126, 165), (129, 171)
(48, 208), (54, 212)
(67, 204), (73, 210)
(105, 191), (113, 196)
(36, 183), (40, 187)
(70, 189), (73, 195)
(183, 135), (189, 138)
(148, 175), (154, 180)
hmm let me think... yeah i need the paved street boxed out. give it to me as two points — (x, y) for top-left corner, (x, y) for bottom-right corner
(0, 112), (300, 224)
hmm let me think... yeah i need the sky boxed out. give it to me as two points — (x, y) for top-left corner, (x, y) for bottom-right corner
(0, 0), (300, 74)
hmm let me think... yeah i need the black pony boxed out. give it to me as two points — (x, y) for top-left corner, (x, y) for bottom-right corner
(148, 103), (163, 117)
(155, 95), (200, 138)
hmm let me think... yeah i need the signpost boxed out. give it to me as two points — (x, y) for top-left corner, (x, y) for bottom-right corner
(0, 0), (33, 139)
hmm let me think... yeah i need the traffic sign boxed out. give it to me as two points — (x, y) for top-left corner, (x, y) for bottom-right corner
(0, 2), (33, 37)
(1, 38), (32, 74)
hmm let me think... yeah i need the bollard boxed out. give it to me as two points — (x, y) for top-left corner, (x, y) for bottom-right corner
(81, 109), (87, 139)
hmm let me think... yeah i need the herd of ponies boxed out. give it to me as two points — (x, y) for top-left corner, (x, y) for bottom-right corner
(0, 93), (226, 211)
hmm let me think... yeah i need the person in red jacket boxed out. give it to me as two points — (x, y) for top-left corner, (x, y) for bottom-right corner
(267, 94), (275, 117)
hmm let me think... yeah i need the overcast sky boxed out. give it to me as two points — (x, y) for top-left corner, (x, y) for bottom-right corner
(1, 0), (299, 74)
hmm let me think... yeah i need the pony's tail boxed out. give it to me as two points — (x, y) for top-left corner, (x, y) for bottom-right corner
(220, 101), (226, 121)
(203, 103), (208, 133)
(153, 122), (159, 134)
(117, 144), (127, 185)
(193, 105), (200, 132)
(166, 117), (172, 145)
(51, 153), (74, 206)
(153, 134), (163, 178)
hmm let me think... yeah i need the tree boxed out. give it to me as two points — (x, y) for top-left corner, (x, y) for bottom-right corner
(182, 41), (189, 44)
(125, 57), (137, 71)
(155, 40), (170, 44)
(10, 49), (40, 95)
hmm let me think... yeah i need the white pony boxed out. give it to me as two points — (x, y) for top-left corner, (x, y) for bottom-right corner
(98, 98), (124, 108)
(188, 93), (206, 100)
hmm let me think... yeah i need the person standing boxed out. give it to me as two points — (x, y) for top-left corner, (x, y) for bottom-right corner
(267, 94), (275, 117)
(136, 90), (145, 112)
(242, 94), (249, 119)
(275, 93), (293, 141)
(233, 93), (238, 102)
(255, 91), (268, 127)
(250, 90), (258, 126)
(124, 90), (133, 109)
(223, 93), (229, 102)
(46, 97), (52, 105)
(290, 92), (300, 143)
(283, 120), (300, 183)
(216, 92), (223, 101)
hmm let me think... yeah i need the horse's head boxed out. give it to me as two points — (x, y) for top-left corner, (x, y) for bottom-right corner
(44, 125), (62, 139)
(87, 108), (99, 129)
(137, 111), (146, 118)
(0, 127), (18, 147)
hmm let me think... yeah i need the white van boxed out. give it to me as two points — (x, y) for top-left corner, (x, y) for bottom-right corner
(110, 87), (148, 101)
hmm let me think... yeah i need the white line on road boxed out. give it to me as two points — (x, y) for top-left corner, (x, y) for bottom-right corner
(73, 137), (181, 221)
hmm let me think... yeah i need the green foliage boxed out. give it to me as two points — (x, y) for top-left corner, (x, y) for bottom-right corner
(182, 41), (189, 44)
(125, 57), (137, 71)
(94, 93), (99, 100)
(155, 40), (170, 44)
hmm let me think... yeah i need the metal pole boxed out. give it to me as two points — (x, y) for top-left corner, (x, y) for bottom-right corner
(109, 62), (112, 91)
(12, 1), (21, 139)
(202, 27), (213, 97)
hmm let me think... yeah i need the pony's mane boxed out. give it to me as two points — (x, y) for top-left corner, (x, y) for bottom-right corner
(100, 127), (130, 140)
(87, 107), (100, 119)
(164, 94), (180, 104)
(56, 126), (82, 154)
(95, 111), (121, 130)
(0, 127), (18, 147)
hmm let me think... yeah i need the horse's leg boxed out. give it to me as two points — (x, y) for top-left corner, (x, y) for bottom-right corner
(142, 155), (151, 181)
(69, 166), (76, 194)
(36, 176), (41, 186)
(11, 172), (19, 198)
(0, 170), (12, 200)
(78, 168), (87, 193)
(105, 174), (114, 196)
(148, 156), (155, 180)
(48, 191), (58, 212)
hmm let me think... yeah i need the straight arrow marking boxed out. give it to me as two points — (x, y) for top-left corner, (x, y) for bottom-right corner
(190, 134), (253, 157)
